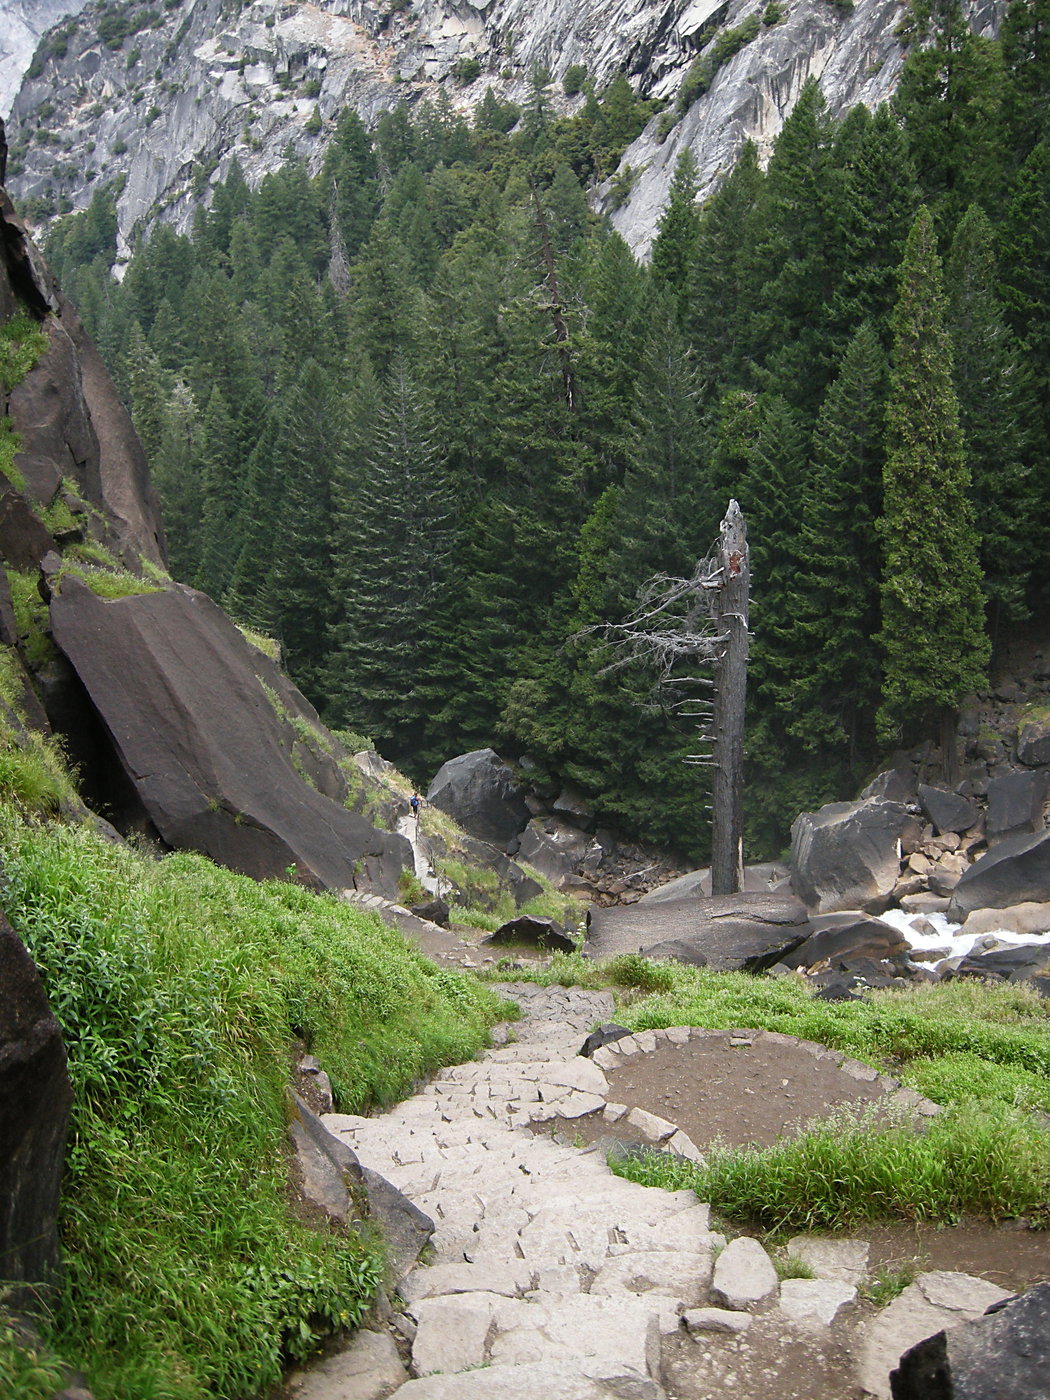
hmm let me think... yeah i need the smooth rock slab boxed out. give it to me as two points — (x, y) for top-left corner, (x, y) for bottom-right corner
(778, 1278), (857, 1326)
(710, 1236), (779, 1311)
(489, 1293), (661, 1377)
(590, 1247), (712, 1303)
(410, 1291), (499, 1375)
(682, 1308), (752, 1336)
(856, 1272), (1012, 1400)
(390, 1359), (666, 1399)
(784, 1235), (870, 1286)
(286, 1330), (407, 1399)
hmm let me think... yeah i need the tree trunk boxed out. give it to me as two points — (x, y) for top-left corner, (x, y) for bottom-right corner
(710, 500), (749, 896)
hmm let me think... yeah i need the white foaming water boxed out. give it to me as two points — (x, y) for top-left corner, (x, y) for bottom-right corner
(879, 907), (1050, 962)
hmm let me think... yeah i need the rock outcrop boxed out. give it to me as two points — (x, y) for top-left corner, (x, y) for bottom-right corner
(1, 181), (410, 896)
(586, 890), (809, 971)
(890, 1283), (1050, 1400)
(428, 748), (531, 850)
(791, 797), (912, 915)
(946, 828), (1050, 921)
(48, 577), (410, 894)
(0, 912), (72, 1296)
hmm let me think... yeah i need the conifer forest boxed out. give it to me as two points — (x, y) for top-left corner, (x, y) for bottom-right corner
(44, 0), (1050, 860)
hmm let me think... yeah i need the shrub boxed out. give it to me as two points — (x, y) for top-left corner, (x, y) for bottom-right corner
(562, 63), (588, 96)
(453, 57), (482, 86)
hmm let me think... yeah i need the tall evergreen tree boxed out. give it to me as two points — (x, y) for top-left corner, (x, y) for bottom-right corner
(649, 149), (701, 323)
(877, 207), (989, 748)
(780, 322), (887, 755)
(194, 387), (243, 602)
(327, 356), (459, 750)
(745, 79), (837, 417)
(946, 203), (1036, 630)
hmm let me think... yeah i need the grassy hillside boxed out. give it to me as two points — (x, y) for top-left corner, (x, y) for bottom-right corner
(0, 767), (501, 1397)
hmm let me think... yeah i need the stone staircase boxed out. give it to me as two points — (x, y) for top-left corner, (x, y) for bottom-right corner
(285, 984), (1013, 1400)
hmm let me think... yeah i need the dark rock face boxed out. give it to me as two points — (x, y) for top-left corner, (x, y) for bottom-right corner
(483, 915), (575, 954)
(949, 943), (1050, 986)
(515, 818), (589, 887)
(49, 578), (410, 896)
(791, 798), (911, 914)
(782, 913), (908, 970)
(917, 784), (979, 836)
(1017, 719), (1050, 767)
(579, 1024), (633, 1057)
(587, 892), (810, 973)
(890, 1283), (1050, 1400)
(1, 191), (165, 569)
(291, 1093), (434, 1288)
(947, 828), (1050, 921)
(427, 749), (531, 849)
(0, 913), (72, 1294)
(985, 771), (1048, 845)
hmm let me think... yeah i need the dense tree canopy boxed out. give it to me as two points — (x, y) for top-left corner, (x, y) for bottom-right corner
(46, 0), (1050, 859)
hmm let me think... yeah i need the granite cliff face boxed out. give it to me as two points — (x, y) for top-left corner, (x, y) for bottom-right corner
(2, 0), (1003, 257)
(0, 0), (83, 119)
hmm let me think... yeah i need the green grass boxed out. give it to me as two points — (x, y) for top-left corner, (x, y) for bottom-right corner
(0, 808), (502, 1399)
(614, 1100), (1050, 1233)
(558, 957), (1050, 1232)
(57, 561), (163, 599)
(0, 649), (79, 814)
(1, 418), (28, 491)
(0, 312), (49, 392)
(0, 1314), (66, 1400)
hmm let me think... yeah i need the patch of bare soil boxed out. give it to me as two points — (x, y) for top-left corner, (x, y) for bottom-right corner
(863, 1219), (1050, 1295)
(541, 1034), (898, 1153)
(604, 1036), (896, 1149)
(662, 1312), (869, 1400)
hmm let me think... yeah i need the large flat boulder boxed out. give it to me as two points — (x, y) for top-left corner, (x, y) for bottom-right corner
(791, 798), (911, 914)
(782, 913), (908, 970)
(640, 863), (788, 903)
(0, 913), (72, 1295)
(586, 892), (809, 972)
(49, 578), (410, 895)
(947, 828), (1050, 921)
(427, 749), (530, 849)
(985, 772), (1048, 846)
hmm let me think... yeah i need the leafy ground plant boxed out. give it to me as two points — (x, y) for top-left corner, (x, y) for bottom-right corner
(0, 808), (501, 1399)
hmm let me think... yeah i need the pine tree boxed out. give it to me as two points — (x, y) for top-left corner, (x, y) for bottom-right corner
(327, 356), (459, 750)
(893, 0), (1004, 227)
(946, 203), (1036, 629)
(745, 79), (837, 418)
(649, 150), (701, 322)
(780, 322), (887, 755)
(826, 104), (919, 353)
(194, 387), (243, 602)
(684, 142), (763, 403)
(877, 207), (990, 747)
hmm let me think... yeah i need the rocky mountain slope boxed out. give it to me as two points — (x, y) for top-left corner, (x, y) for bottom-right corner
(2, 0), (1003, 258)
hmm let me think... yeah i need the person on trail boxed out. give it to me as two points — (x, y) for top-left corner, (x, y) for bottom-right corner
(410, 793), (422, 820)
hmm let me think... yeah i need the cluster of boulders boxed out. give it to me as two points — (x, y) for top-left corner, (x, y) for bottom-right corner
(424, 747), (682, 909)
